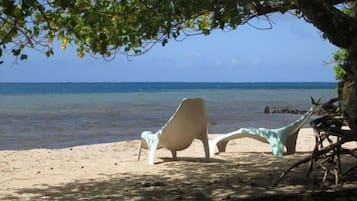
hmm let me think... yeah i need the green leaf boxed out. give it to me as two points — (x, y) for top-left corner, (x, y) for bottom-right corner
(162, 38), (168, 46)
(333, 48), (348, 80)
(45, 49), (54, 57)
(11, 49), (21, 56)
(20, 54), (28, 60)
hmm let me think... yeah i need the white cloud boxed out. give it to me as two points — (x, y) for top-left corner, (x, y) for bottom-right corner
(177, 49), (202, 68)
(252, 58), (261, 65)
(215, 59), (223, 66)
(178, 61), (194, 68)
(184, 49), (201, 59)
(230, 58), (240, 66)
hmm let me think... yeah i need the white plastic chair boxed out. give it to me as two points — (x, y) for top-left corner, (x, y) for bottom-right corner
(138, 98), (210, 165)
(209, 105), (319, 157)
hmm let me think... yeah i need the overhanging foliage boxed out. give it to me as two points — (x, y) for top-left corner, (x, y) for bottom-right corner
(0, 0), (355, 63)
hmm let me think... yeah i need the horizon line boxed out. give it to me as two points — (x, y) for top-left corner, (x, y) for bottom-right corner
(0, 81), (339, 84)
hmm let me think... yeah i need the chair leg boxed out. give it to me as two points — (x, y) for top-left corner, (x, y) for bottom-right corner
(272, 143), (284, 157)
(203, 138), (210, 162)
(171, 150), (177, 160)
(148, 141), (159, 165)
(217, 141), (229, 153)
(140, 131), (160, 165)
(138, 141), (143, 160)
(198, 133), (210, 162)
(285, 131), (299, 155)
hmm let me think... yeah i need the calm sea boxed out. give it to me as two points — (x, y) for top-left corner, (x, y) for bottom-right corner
(0, 82), (337, 150)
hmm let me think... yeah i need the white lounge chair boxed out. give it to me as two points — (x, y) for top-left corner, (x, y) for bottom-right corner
(209, 104), (319, 157)
(138, 98), (210, 165)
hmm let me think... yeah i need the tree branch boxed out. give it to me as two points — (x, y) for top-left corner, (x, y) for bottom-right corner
(296, 0), (357, 48)
(239, 0), (356, 48)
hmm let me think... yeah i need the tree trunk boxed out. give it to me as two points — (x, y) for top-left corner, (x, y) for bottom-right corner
(296, 0), (357, 138)
(340, 37), (357, 138)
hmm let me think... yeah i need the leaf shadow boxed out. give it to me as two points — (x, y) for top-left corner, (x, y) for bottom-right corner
(3, 153), (357, 201)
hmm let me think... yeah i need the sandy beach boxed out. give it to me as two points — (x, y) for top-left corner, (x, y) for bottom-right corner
(1, 128), (356, 201)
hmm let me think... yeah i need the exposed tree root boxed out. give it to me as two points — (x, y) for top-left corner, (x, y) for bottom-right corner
(273, 100), (357, 188)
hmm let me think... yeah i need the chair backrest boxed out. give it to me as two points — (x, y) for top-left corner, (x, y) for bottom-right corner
(281, 104), (318, 135)
(159, 98), (208, 151)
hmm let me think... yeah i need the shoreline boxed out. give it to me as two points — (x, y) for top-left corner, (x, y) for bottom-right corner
(1, 128), (356, 200)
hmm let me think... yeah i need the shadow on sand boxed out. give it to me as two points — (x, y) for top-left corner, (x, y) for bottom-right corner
(3, 153), (357, 201)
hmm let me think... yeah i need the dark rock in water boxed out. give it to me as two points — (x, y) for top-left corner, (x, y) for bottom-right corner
(266, 106), (307, 114)
(264, 106), (270, 114)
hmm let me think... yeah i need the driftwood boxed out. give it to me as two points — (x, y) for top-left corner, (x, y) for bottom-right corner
(273, 98), (357, 188)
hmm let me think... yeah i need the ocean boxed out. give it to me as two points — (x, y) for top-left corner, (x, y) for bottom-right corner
(0, 82), (337, 150)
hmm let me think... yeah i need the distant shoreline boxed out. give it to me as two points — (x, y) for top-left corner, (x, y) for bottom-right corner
(0, 82), (337, 95)
(0, 81), (338, 84)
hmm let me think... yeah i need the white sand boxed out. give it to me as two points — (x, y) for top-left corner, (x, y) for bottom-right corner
(1, 128), (356, 200)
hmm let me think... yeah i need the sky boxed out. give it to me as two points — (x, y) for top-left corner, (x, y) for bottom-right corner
(0, 13), (338, 83)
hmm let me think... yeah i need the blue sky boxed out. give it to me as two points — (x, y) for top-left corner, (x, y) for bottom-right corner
(0, 13), (338, 82)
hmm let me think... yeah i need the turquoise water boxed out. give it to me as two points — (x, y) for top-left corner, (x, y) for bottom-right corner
(0, 83), (337, 150)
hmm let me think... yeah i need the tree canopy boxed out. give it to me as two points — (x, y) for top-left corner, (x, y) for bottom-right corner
(0, 0), (355, 64)
(2, 1), (357, 134)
